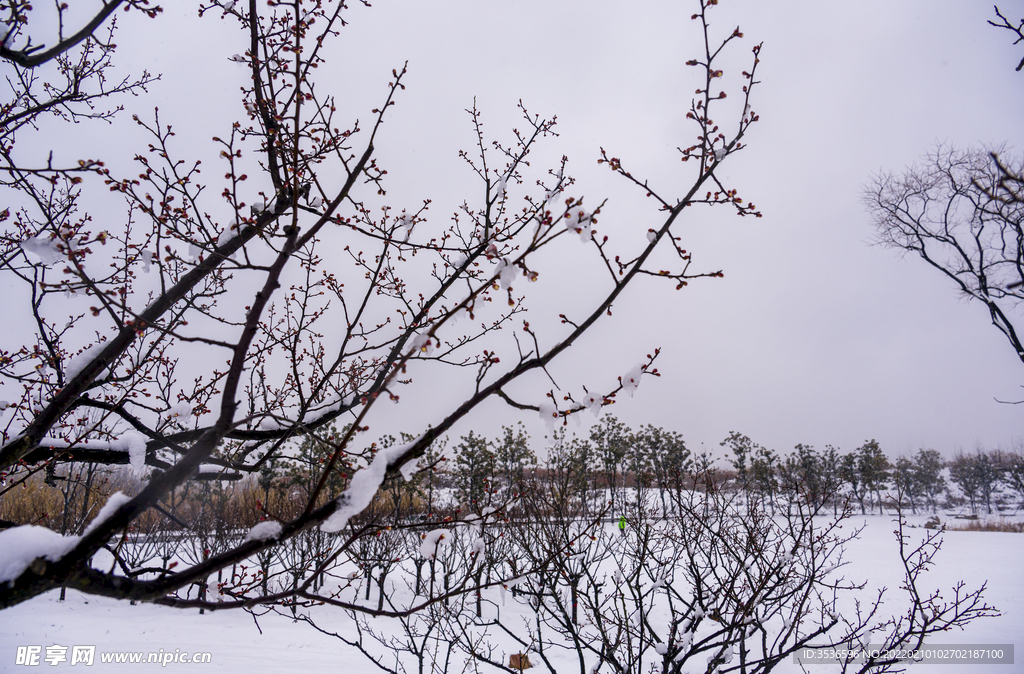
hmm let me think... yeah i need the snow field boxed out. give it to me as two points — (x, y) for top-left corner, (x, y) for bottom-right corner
(0, 514), (1020, 673)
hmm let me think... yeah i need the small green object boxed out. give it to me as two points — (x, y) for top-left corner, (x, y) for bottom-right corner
(618, 515), (626, 530)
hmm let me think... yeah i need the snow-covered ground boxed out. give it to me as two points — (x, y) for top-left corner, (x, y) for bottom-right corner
(1, 515), (1021, 673)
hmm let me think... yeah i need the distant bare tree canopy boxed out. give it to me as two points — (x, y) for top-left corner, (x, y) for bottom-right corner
(864, 5), (1024, 388)
(865, 146), (1024, 371)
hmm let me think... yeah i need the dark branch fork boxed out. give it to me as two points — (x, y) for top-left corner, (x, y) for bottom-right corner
(989, 4), (1024, 72)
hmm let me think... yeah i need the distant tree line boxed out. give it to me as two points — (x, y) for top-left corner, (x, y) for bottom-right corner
(441, 421), (1024, 520)
(722, 433), (1024, 517)
(6, 418), (1022, 543)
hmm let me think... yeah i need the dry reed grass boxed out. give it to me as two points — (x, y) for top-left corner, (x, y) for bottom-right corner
(946, 519), (1024, 533)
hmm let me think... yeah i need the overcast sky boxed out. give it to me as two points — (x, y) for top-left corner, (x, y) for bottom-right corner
(74, 0), (1024, 461)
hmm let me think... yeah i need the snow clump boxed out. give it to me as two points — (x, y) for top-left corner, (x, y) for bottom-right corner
(165, 403), (193, 423)
(244, 520), (283, 544)
(397, 212), (414, 241)
(112, 431), (149, 473)
(0, 526), (79, 586)
(538, 400), (557, 431)
(320, 437), (424, 533)
(82, 491), (133, 538)
(499, 575), (525, 605)
(620, 365), (643, 398)
(582, 391), (602, 417)
(496, 258), (517, 290)
(64, 344), (100, 383)
(139, 250), (159, 272)
(20, 234), (62, 266)
(564, 208), (593, 243)
(419, 529), (449, 560)
(408, 331), (434, 356)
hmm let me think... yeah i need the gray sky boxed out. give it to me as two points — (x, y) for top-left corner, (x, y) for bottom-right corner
(65, 0), (1024, 460)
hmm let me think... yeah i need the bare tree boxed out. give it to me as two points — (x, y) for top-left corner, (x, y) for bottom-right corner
(432, 464), (997, 674)
(0, 0), (763, 612)
(865, 146), (1024, 374)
